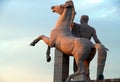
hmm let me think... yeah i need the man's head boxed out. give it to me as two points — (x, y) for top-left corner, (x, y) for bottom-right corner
(80, 15), (89, 24)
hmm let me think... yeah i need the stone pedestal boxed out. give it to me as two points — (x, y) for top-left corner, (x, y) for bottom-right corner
(71, 74), (86, 82)
(91, 78), (120, 82)
(70, 78), (120, 82)
(53, 49), (69, 82)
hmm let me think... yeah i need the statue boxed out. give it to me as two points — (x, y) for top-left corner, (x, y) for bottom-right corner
(30, 0), (108, 82)
(71, 15), (107, 80)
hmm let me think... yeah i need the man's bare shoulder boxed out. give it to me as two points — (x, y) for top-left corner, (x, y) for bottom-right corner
(87, 24), (96, 31)
(74, 22), (80, 26)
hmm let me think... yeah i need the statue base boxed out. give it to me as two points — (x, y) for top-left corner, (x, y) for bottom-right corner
(71, 74), (86, 82)
(70, 78), (120, 82)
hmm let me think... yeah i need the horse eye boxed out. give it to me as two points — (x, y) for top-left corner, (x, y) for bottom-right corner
(60, 4), (64, 7)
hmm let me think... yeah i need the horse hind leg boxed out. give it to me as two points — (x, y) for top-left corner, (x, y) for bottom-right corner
(84, 48), (96, 80)
(75, 60), (87, 81)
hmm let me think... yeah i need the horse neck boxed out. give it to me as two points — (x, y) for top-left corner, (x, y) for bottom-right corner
(54, 7), (72, 30)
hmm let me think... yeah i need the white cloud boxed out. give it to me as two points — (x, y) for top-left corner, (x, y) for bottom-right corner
(73, 0), (120, 19)
(74, 0), (103, 10)
(90, 0), (103, 4)
(0, 65), (53, 82)
(0, 37), (54, 82)
(100, 6), (118, 18)
(82, 0), (103, 5)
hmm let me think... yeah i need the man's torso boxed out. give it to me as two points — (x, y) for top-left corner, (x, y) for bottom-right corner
(72, 23), (95, 40)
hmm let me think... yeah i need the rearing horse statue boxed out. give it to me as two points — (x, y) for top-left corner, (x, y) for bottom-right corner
(30, 0), (107, 82)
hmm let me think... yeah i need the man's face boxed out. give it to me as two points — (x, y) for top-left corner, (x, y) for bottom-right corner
(80, 16), (84, 23)
(80, 15), (89, 23)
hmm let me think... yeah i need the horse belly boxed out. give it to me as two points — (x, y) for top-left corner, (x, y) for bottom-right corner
(56, 39), (74, 55)
(71, 38), (93, 57)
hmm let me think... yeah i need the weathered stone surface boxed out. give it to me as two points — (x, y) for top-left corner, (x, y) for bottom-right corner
(53, 49), (69, 82)
(70, 78), (120, 82)
(71, 74), (86, 81)
(91, 78), (120, 82)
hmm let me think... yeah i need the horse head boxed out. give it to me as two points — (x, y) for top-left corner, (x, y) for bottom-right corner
(51, 0), (76, 28)
(51, 0), (76, 15)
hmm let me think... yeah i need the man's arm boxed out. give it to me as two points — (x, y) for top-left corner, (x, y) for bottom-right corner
(92, 29), (101, 43)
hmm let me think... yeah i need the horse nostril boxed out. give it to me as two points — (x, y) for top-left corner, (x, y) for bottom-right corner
(51, 6), (54, 9)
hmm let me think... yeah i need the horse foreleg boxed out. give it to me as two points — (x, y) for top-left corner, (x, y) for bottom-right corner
(30, 35), (50, 46)
(30, 35), (53, 62)
(46, 46), (51, 62)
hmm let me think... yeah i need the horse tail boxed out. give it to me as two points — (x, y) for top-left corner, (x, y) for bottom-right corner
(94, 43), (108, 79)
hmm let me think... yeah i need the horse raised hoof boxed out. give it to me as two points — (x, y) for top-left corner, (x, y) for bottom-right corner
(30, 41), (36, 46)
(47, 56), (51, 62)
(30, 40), (38, 46)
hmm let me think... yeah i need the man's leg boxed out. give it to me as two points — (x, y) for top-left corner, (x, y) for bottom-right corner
(97, 49), (107, 80)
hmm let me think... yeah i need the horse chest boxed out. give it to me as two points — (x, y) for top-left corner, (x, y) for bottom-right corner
(55, 36), (74, 54)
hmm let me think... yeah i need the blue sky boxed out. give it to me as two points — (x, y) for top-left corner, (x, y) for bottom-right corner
(0, 0), (120, 82)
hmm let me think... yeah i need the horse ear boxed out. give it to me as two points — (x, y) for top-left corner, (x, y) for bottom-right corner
(65, 0), (73, 8)
(65, 2), (72, 8)
(65, 4), (71, 8)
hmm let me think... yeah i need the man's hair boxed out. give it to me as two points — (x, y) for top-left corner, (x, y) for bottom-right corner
(80, 15), (89, 23)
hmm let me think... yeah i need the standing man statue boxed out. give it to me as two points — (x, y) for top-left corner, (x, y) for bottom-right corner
(71, 15), (107, 80)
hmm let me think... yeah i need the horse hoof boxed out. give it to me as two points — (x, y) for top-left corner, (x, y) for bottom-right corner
(47, 56), (51, 62)
(65, 77), (71, 82)
(97, 74), (104, 80)
(30, 42), (36, 46)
